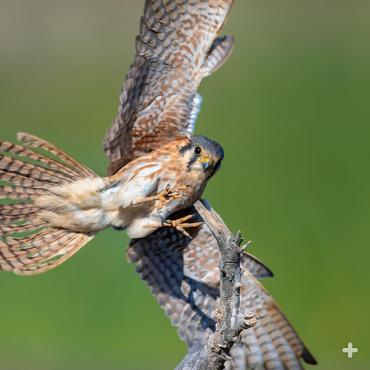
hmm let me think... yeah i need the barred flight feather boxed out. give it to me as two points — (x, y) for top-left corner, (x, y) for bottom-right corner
(128, 209), (317, 370)
(17, 132), (96, 179)
(0, 133), (97, 275)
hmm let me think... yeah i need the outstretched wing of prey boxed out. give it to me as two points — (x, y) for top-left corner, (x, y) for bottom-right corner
(103, 0), (234, 175)
(127, 209), (317, 370)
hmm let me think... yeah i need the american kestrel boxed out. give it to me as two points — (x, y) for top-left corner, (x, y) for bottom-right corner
(0, 1), (317, 369)
(0, 0), (230, 274)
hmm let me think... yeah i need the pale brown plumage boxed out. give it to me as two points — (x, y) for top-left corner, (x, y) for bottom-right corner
(103, 0), (235, 174)
(0, 1), (316, 369)
(0, 133), (222, 276)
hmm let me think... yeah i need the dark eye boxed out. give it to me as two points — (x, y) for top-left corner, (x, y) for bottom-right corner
(194, 146), (202, 155)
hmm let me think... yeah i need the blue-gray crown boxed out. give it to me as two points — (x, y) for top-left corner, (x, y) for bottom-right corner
(190, 135), (224, 162)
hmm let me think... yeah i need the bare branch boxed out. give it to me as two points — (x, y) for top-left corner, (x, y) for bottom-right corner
(176, 200), (257, 370)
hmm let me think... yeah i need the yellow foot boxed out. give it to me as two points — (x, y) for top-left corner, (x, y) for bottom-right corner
(163, 214), (204, 238)
(132, 184), (189, 208)
(145, 214), (203, 238)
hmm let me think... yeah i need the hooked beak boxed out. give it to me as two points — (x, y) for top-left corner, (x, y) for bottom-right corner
(200, 155), (222, 174)
(202, 157), (222, 174)
(201, 156), (211, 171)
(202, 161), (210, 171)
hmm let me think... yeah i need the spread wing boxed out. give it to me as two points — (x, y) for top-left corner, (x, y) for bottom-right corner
(103, 0), (234, 175)
(127, 210), (317, 369)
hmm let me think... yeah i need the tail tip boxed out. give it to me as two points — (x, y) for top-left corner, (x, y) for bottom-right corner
(302, 347), (318, 365)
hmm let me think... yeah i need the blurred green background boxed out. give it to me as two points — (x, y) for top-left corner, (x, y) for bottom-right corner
(1, 0), (369, 369)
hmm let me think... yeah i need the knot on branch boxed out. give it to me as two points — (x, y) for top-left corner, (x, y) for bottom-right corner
(241, 312), (258, 330)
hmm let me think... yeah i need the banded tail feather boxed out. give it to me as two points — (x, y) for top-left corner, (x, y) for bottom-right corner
(0, 133), (97, 275)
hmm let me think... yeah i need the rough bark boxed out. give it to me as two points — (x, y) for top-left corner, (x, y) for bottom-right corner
(176, 200), (257, 370)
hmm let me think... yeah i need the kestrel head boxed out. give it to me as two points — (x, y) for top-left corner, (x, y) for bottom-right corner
(179, 135), (224, 178)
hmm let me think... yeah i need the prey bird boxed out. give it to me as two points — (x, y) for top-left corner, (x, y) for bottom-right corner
(0, 1), (317, 369)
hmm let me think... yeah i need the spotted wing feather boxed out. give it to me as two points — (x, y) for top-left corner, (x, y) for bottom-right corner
(103, 0), (235, 175)
(127, 211), (316, 369)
